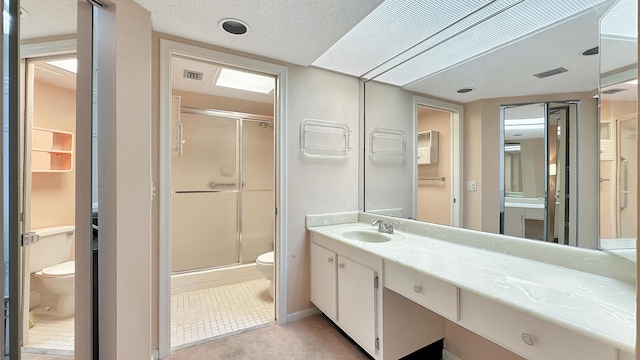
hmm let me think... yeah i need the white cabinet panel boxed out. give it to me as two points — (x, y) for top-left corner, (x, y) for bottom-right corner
(338, 255), (378, 356)
(384, 261), (458, 321)
(310, 243), (337, 320)
(473, 295), (616, 360)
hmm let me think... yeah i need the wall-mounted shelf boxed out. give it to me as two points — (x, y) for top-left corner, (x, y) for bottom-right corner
(369, 127), (406, 163)
(417, 130), (439, 165)
(300, 119), (351, 160)
(32, 127), (74, 172)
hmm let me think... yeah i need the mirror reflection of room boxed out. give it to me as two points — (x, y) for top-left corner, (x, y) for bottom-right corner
(417, 105), (452, 226)
(502, 103), (574, 244)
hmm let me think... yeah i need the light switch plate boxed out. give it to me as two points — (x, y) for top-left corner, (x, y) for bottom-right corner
(467, 181), (477, 191)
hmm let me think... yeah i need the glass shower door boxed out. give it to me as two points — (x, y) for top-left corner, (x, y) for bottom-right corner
(617, 117), (637, 239)
(240, 120), (274, 264)
(171, 112), (239, 272)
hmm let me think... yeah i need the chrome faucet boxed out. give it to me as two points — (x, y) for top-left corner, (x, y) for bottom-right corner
(371, 220), (394, 234)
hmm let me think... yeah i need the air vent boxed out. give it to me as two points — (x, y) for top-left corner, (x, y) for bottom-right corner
(602, 88), (628, 95)
(533, 67), (568, 79)
(183, 70), (203, 81)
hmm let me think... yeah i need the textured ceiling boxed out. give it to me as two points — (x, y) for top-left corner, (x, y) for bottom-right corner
(133, 0), (384, 66)
(21, 0), (76, 40)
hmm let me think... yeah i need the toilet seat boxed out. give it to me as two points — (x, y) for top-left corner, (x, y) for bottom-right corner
(41, 260), (75, 277)
(256, 251), (274, 265)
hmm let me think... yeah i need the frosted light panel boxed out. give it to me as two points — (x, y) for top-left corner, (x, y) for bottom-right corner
(215, 68), (275, 94)
(601, 0), (637, 38)
(46, 59), (78, 74)
(312, 0), (494, 77)
(374, 0), (612, 85)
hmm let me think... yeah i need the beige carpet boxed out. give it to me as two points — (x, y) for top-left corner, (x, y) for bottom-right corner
(168, 315), (370, 360)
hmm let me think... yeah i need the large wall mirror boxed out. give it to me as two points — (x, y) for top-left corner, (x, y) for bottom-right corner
(598, 0), (638, 261)
(500, 102), (577, 244)
(359, 0), (636, 256)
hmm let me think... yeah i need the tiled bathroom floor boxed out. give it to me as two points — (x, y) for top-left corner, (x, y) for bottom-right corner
(23, 316), (74, 356)
(171, 278), (274, 349)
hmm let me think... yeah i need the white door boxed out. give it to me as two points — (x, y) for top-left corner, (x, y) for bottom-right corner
(337, 255), (377, 356)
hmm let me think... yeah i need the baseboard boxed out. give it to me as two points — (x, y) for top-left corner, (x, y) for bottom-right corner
(286, 306), (321, 323)
(442, 349), (462, 360)
(151, 349), (159, 360)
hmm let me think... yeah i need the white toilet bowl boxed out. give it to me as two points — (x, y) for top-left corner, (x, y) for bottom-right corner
(256, 251), (274, 298)
(33, 260), (75, 317)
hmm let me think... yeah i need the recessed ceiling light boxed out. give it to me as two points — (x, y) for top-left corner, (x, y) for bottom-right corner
(219, 19), (249, 36)
(581, 46), (598, 56)
(215, 68), (274, 94)
(46, 59), (77, 74)
(456, 87), (474, 94)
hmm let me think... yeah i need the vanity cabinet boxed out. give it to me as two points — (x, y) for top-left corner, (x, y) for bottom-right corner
(472, 295), (617, 360)
(310, 241), (379, 357)
(384, 261), (458, 321)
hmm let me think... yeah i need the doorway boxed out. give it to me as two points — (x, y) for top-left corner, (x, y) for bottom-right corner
(20, 56), (77, 357)
(413, 96), (463, 227)
(159, 40), (287, 357)
(416, 106), (453, 225)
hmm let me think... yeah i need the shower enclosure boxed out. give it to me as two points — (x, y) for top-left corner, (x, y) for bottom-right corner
(171, 105), (274, 273)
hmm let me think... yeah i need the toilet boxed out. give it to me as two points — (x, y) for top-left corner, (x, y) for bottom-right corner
(256, 251), (274, 298)
(29, 226), (75, 318)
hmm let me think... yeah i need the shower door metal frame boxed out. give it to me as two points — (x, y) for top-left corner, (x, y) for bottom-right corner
(177, 106), (274, 270)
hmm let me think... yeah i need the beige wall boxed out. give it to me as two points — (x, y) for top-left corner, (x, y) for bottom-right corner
(31, 81), (76, 231)
(93, 0), (153, 358)
(172, 89), (273, 116)
(417, 107), (451, 225)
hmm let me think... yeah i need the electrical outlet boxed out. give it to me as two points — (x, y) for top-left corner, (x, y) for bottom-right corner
(467, 181), (477, 191)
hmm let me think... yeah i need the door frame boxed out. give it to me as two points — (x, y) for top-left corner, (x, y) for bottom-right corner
(19, 39), (80, 352)
(412, 96), (463, 227)
(158, 39), (288, 358)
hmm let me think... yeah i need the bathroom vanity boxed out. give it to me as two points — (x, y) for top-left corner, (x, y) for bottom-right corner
(307, 212), (636, 360)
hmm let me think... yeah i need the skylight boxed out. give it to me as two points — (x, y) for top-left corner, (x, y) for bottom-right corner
(215, 68), (274, 94)
(46, 59), (78, 74)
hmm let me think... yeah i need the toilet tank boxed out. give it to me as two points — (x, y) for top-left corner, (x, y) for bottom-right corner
(29, 226), (75, 274)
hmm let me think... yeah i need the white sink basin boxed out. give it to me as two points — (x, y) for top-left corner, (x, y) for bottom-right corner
(340, 229), (391, 243)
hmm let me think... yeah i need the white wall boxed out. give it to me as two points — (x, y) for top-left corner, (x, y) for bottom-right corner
(285, 65), (361, 315)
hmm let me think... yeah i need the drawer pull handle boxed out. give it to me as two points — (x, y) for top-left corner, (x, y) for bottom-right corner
(327, 257), (334, 263)
(413, 285), (422, 293)
(338, 263), (344, 269)
(521, 333), (535, 346)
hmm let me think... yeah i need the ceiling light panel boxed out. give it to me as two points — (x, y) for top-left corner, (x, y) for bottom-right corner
(46, 59), (78, 74)
(215, 68), (274, 94)
(600, 0), (637, 39)
(368, 0), (612, 86)
(311, 0), (495, 77)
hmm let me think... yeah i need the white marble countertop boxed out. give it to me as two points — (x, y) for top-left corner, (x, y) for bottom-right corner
(306, 212), (636, 354)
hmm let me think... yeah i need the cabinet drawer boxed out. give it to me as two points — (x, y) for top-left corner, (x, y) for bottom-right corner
(384, 261), (458, 321)
(473, 295), (616, 360)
